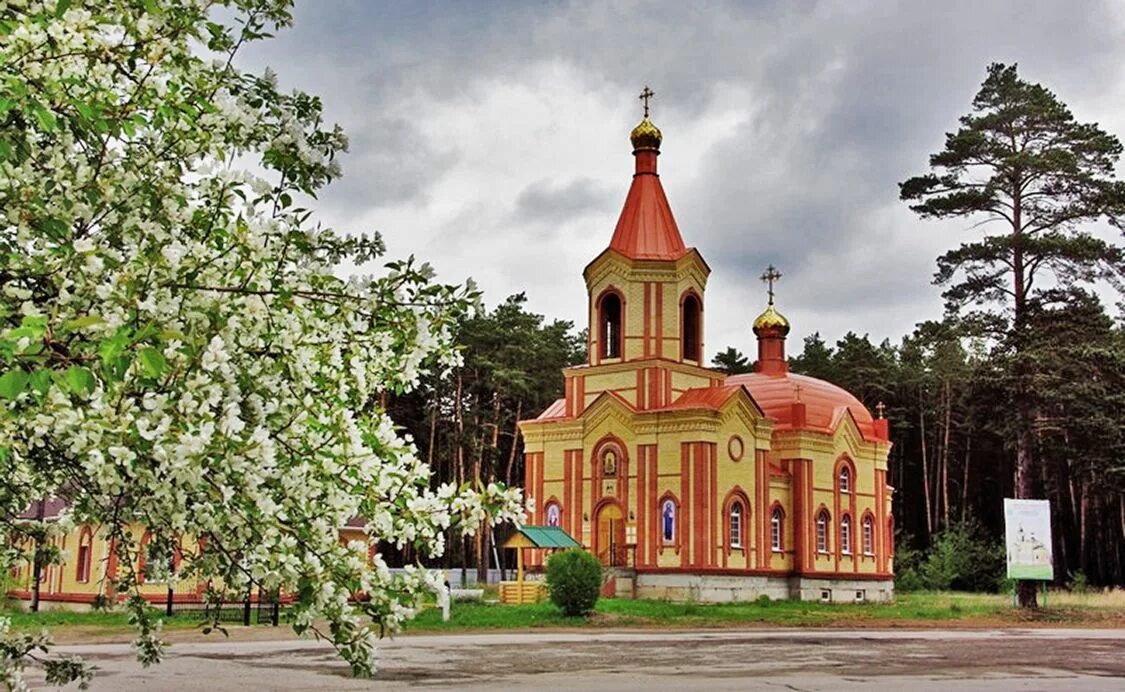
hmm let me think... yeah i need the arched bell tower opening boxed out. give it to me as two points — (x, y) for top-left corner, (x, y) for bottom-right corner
(598, 290), (623, 361)
(681, 292), (702, 363)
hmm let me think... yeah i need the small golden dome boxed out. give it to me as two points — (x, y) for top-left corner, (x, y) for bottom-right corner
(630, 117), (663, 151)
(752, 303), (790, 337)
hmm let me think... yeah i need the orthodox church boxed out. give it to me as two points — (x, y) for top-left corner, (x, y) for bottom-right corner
(518, 94), (895, 603)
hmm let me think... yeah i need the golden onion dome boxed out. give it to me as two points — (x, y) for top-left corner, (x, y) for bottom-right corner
(752, 303), (790, 337)
(630, 117), (663, 151)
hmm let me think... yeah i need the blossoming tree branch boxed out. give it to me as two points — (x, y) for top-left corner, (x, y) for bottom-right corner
(0, 0), (524, 687)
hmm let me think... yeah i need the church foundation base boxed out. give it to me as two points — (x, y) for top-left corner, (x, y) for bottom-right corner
(631, 573), (894, 603)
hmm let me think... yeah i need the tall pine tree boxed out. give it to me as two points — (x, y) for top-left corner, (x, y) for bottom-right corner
(900, 63), (1125, 606)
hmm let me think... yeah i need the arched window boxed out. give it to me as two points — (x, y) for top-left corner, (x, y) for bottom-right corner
(729, 501), (744, 548)
(862, 515), (874, 556)
(660, 498), (677, 545)
(681, 293), (701, 362)
(545, 503), (561, 527)
(137, 531), (152, 584)
(770, 507), (783, 552)
(838, 466), (851, 494)
(599, 292), (622, 359)
(76, 527), (93, 583)
(816, 510), (830, 554)
(840, 515), (852, 555)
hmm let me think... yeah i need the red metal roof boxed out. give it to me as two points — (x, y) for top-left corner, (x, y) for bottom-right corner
(536, 398), (567, 420)
(608, 156), (688, 261)
(725, 371), (877, 439)
(658, 384), (747, 411)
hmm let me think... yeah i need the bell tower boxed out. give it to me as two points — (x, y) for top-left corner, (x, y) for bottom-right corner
(571, 88), (718, 414)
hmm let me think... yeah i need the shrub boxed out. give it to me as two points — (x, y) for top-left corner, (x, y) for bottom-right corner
(546, 549), (602, 616)
(896, 522), (1005, 593)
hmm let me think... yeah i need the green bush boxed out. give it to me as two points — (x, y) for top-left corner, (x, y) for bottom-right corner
(545, 549), (602, 616)
(895, 522), (1006, 593)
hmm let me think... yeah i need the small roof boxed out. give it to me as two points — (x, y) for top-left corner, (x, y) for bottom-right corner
(502, 526), (581, 549)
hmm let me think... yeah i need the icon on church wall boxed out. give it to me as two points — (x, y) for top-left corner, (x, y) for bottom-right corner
(546, 503), (560, 527)
(602, 450), (617, 476)
(662, 499), (676, 543)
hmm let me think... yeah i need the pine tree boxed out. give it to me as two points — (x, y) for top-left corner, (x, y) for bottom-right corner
(900, 63), (1125, 607)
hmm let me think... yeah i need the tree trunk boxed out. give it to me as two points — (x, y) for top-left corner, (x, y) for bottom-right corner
(505, 400), (522, 487)
(1015, 396), (1038, 608)
(960, 432), (972, 523)
(941, 378), (952, 530)
(919, 403), (933, 539)
(454, 370), (466, 585)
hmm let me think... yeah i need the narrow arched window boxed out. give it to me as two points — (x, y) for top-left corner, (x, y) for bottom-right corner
(682, 294), (701, 362)
(771, 508), (783, 552)
(862, 515), (874, 556)
(840, 515), (852, 555)
(816, 510), (830, 554)
(76, 527), (93, 583)
(600, 292), (622, 359)
(137, 531), (152, 584)
(838, 466), (851, 494)
(729, 501), (744, 548)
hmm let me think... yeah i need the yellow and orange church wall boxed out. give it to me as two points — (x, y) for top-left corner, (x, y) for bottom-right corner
(515, 101), (896, 602)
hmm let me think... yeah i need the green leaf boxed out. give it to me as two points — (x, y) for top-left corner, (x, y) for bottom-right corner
(55, 0), (72, 17)
(65, 366), (96, 395)
(0, 368), (30, 400)
(65, 315), (104, 330)
(138, 347), (167, 378)
(33, 104), (57, 132)
(29, 370), (51, 395)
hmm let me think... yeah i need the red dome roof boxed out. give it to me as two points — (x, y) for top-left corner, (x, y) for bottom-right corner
(726, 371), (877, 439)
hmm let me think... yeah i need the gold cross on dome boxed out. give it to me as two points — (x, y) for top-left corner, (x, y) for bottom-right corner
(760, 265), (782, 305)
(876, 401), (887, 419)
(639, 86), (655, 118)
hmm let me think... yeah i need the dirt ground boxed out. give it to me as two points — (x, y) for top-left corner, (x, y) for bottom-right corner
(40, 628), (1125, 691)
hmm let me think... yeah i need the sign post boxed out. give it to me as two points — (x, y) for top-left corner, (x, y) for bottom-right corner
(1003, 498), (1053, 583)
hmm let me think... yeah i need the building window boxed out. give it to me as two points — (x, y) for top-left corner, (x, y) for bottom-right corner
(137, 531), (152, 584)
(840, 515), (852, 555)
(816, 510), (830, 553)
(546, 503), (561, 527)
(681, 293), (701, 362)
(838, 466), (851, 494)
(862, 515), (874, 555)
(729, 501), (744, 548)
(661, 498), (677, 545)
(771, 508), (783, 552)
(76, 527), (93, 583)
(599, 292), (622, 359)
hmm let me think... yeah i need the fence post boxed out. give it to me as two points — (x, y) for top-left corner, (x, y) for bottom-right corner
(166, 585), (174, 617)
(271, 594), (280, 627)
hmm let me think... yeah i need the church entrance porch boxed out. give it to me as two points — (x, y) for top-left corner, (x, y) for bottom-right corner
(594, 503), (627, 567)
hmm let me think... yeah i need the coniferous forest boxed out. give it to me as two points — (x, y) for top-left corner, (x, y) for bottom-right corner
(385, 63), (1125, 592)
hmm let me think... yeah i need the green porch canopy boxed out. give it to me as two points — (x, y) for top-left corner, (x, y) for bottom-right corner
(502, 525), (581, 550)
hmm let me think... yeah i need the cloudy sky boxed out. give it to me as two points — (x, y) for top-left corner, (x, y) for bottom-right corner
(237, 0), (1125, 359)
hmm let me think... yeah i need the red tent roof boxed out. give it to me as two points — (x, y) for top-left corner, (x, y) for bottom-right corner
(608, 163), (688, 261)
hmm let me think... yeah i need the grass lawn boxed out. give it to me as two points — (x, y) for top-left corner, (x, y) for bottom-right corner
(4, 590), (1123, 638)
(405, 590), (1125, 632)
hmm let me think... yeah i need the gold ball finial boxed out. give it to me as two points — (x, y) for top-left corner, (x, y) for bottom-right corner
(752, 303), (791, 336)
(631, 86), (662, 151)
(753, 265), (790, 336)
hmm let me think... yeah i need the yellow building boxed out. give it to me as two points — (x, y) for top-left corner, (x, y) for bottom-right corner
(518, 106), (894, 603)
